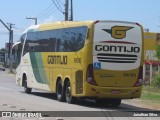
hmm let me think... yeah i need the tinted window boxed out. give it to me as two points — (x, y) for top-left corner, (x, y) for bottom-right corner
(49, 29), (61, 52)
(37, 31), (49, 52)
(23, 26), (87, 55)
(17, 33), (26, 64)
(58, 26), (87, 52)
(23, 32), (36, 55)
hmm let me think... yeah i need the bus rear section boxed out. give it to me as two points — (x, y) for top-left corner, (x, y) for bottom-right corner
(85, 21), (143, 103)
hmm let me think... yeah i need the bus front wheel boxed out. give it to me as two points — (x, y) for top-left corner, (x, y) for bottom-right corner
(23, 77), (32, 94)
(56, 80), (65, 102)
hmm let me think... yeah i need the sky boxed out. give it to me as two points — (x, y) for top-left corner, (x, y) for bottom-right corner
(0, 0), (160, 48)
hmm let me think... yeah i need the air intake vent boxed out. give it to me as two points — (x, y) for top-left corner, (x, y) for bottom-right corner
(97, 53), (137, 63)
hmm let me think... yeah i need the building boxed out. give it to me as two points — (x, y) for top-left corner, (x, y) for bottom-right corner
(143, 32), (160, 85)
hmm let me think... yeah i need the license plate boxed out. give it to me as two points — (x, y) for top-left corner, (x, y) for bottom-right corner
(111, 90), (120, 94)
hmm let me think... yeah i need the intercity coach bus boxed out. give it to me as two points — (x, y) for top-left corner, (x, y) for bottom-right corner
(13, 20), (144, 107)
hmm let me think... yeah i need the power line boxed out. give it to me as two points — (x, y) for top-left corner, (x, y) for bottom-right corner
(19, 3), (55, 29)
(55, 0), (64, 11)
(37, 6), (57, 19)
(52, 0), (64, 14)
(36, 2), (54, 18)
(21, 20), (30, 28)
(36, 2), (59, 19)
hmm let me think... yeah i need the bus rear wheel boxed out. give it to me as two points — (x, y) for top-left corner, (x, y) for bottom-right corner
(110, 99), (121, 107)
(23, 77), (32, 94)
(65, 81), (76, 104)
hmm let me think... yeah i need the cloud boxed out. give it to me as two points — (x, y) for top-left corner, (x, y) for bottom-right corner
(40, 15), (60, 24)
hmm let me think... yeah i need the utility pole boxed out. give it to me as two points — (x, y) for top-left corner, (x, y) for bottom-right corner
(70, 0), (73, 21)
(0, 19), (14, 73)
(65, 0), (69, 21)
(26, 17), (37, 25)
(7, 23), (15, 73)
(7, 23), (15, 58)
(65, 0), (73, 21)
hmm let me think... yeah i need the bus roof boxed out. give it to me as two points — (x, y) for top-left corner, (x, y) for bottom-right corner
(23, 21), (95, 34)
(23, 20), (141, 34)
(23, 24), (40, 34)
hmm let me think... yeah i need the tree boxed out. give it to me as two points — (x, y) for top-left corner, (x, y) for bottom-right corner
(0, 48), (7, 53)
(156, 45), (160, 59)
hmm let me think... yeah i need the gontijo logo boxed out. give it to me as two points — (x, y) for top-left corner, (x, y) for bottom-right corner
(103, 26), (133, 39)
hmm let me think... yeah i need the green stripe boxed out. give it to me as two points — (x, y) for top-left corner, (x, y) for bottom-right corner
(35, 53), (48, 84)
(30, 52), (42, 83)
(30, 52), (49, 84)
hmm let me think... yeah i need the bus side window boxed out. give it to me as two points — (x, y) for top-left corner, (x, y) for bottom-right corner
(23, 32), (36, 54)
(16, 33), (26, 65)
(49, 30), (57, 52)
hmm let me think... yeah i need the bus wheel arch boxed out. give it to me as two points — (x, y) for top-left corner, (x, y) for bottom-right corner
(22, 73), (32, 94)
(56, 77), (65, 102)
(64, 78), (76, 104)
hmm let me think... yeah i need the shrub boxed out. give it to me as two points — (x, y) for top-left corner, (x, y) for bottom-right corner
(152, 74), (160, 88)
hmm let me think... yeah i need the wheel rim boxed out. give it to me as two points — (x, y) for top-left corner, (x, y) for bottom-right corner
(66, 83), (71, 101)
(57, 83), (62, 97)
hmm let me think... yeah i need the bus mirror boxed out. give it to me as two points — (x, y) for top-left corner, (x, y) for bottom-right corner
(12, 41), (21, 55)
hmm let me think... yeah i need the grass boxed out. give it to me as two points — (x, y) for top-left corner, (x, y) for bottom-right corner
(131, 86), (160, 110)
(141, 85), (160, 101)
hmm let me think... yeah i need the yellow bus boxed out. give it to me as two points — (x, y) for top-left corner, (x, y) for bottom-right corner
(13, 20), (144, 107)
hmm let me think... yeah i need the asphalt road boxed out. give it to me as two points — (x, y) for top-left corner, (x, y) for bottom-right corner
(0, 69), (159, 120)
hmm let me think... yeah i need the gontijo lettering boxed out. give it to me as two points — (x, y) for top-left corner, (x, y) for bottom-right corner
(48, 55), (67, 64)
(95, 45), (140, 53)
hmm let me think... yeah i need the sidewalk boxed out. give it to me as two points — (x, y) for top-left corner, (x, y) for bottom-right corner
(0, 68), (16, 80)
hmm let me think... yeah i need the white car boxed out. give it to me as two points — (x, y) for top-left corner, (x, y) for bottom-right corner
(0, 62), (5, 71)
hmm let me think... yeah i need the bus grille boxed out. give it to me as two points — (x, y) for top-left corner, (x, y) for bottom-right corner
(97, 53), (137, 63)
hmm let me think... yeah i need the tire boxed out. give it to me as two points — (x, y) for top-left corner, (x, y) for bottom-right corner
(110, 99), (121, 107)
(23, 77), (32, 94)
(95, 99), (107, 106)
(65, 81), (76, 104)
(56, 80), (65, 102)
